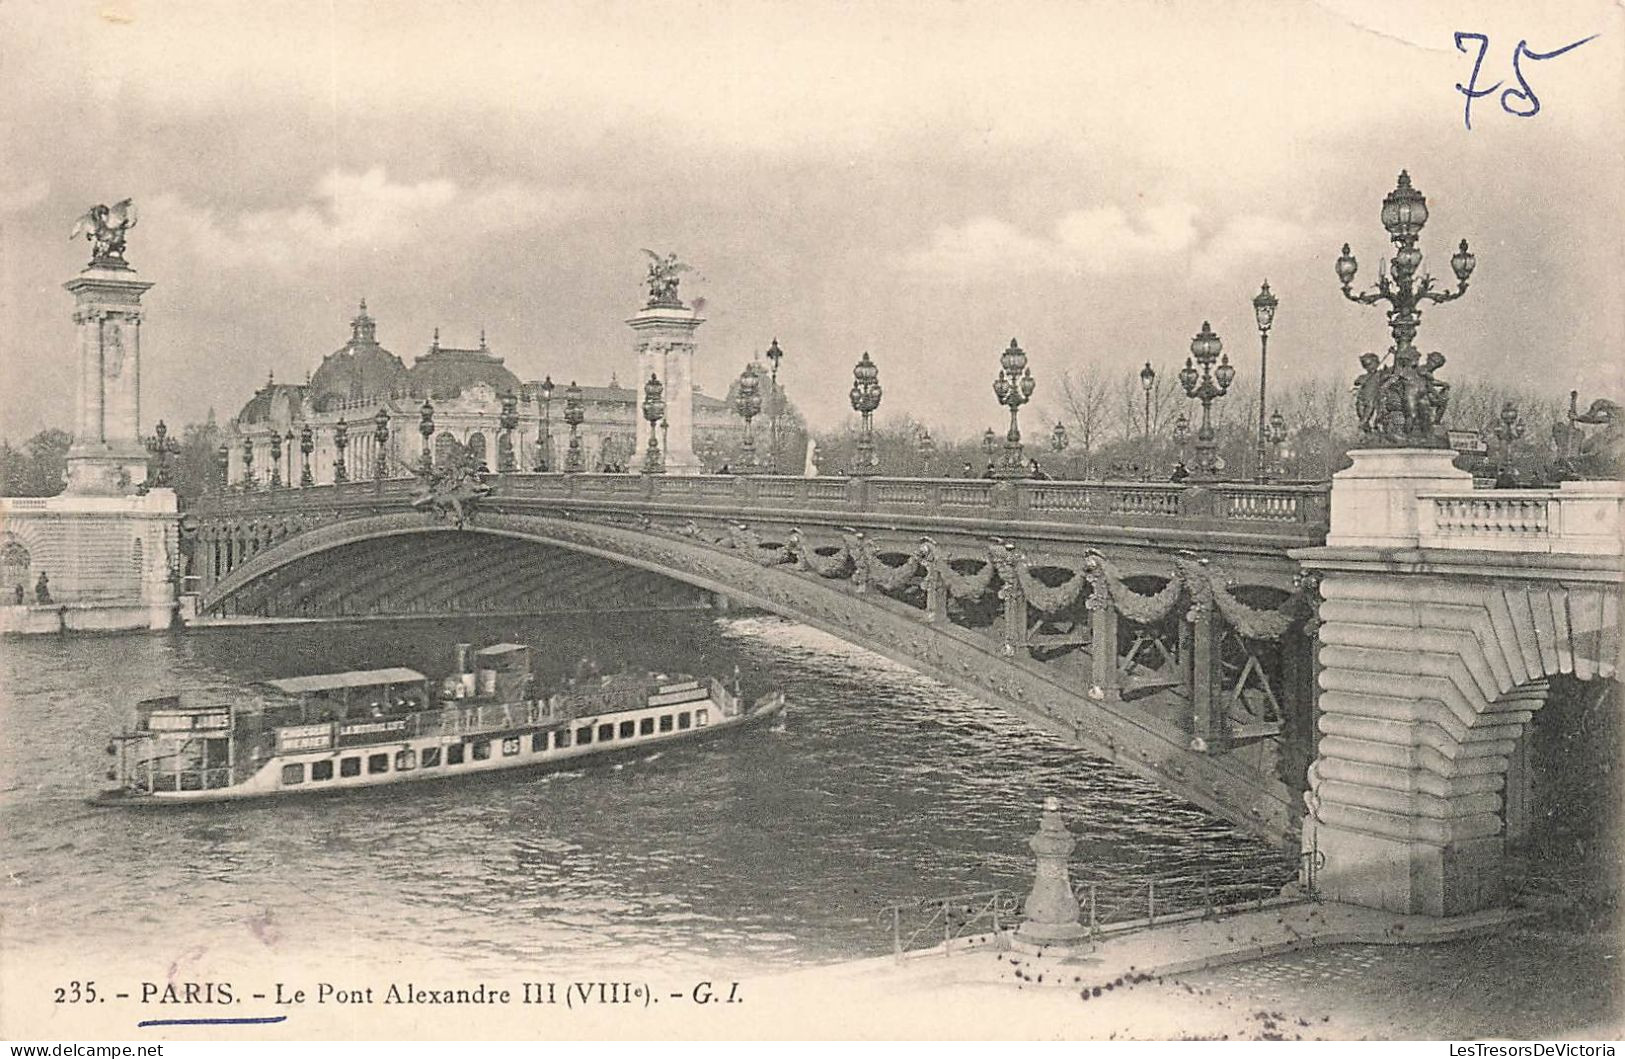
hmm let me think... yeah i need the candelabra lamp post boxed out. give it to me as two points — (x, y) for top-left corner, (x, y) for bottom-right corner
(284, 430), (295, 488)
(499, 392), (518, 473)
(918, 427), (936, 477)
(1050, 421), (1069, 478)
(765, 338), (785, 474)
(982, 428), (997, 464)
(215, 442), (230, 492)
(299, 423), (314, 487)
(536, 375), (555, 471)
(1336, 170), (1476, 446)
(241, 435), (256, 491)
(1493, 401), (1524, 485)
(1178, 322), (1235, 481)
(1251, 280), (1279, 481)
(1266, 409), (1287, 481)
(642, 372), (667, 474)
(734, 363), (763, 474)
(268, 430), (284, 488)
(1172, 412), (1191, 476)
(849, 352), (882, 476)
(562, 381), (585, 473)
(144, 419), (181, 488)
(333, 418), (349, 484)
(417, 399), (435, 476)
(372, 407), (390, 482)
(991, 339), (1036, 478)
(1139, 361), (1156, 476)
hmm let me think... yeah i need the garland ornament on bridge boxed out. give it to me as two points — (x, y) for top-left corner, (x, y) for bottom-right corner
(1337, 171), (1476, 447)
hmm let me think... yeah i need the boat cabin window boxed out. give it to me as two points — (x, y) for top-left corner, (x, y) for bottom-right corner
(312, 760), (334, 781)
(368, 753), (389, 775)
(531, 732), (546, 753)
(340, 757), (361, 778)
(282, 763), (305, 785)
(696, 709), (709, 727)
(678, 711), (691, 730)
(554, 729), (573, 750)
(446, 744), (465, 766)
(659, 715), (674, 733)
(576, 725), (592, 745)
(422, 747), (441, 768)
(395, 749), (416, 771)
(619, 720), (636, 739)
(597, 723), (614, 742)
(472, 740), (491, 761)
(502, 737), (520, 757)
(639, 717), (655, 736)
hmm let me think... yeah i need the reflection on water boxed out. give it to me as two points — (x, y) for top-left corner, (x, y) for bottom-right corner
(0, 612), (1291, 973)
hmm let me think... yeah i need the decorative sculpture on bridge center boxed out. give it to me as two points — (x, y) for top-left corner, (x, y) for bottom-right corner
(1335, 171), (1476, 448)
(410, 452), (492, 529)
(70, 199), (139, 268)
(640, 249), (690, 309)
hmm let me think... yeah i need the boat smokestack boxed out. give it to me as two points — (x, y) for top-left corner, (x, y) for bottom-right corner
(454, 643), (473, 674)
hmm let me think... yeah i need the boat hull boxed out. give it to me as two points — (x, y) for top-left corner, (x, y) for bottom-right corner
(91, 691), (785, 808)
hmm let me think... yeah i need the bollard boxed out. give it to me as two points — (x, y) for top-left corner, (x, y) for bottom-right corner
(1016, 796), (1089, 944)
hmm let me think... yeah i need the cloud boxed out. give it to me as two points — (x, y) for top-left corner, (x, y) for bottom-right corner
(0, 179), (50, 217)
(148, 168), (587, 271)
(901, 201), (1319, 284)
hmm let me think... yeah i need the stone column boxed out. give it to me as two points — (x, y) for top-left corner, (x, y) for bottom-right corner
(1017, 797), (1088, 944)
(63, 264), (155, 495)
(627, 305), (704, 475)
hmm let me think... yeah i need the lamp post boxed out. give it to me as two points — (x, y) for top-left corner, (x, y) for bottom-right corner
(1178, 322), (1235, 481)
(333, 418), (349, 484)
(765, 338), (785, 474)
(241, 434), (256, 490)
(418, 399), (435, 476)
(918, 427), (936, 477)
(1050, 420), (1069, 479)
(1172, 411), (1191, 476)
(734, 363), (763, 474)
(215, 442), (230, 492)
(992, 338), (1036, 477)
(1336, 170), (1476, 446)
(1493, 401), (1524, 485)
(144, 419), (181, 488)
(1251, 280), (1279, 481)
(536, 375), (555, 471)
(1266, 409), (1287, 480)
(499, 392), (518, 472)
(982, 427), (997, 464)
(642, 372), (667, 474)
(562, 381), (584, 473)
(372, 407), (390, 481)
(284, 430), (295, 487)
(1139, 361), (1156, 475)
(268, 431), (284, 488)
(299, 422), (314, 487)
(849, 352), (882, 476)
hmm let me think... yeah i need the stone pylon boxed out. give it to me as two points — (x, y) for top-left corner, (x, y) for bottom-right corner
(63, 259), (154, 495)
(628, 304), (703, 475)
(1017, 796), (1090, 943)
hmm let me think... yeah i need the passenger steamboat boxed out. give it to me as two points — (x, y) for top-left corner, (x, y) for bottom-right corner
(94, 643), (785, 805)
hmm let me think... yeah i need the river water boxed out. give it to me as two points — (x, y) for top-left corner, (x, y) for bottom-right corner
(0, 612), (1291, 977)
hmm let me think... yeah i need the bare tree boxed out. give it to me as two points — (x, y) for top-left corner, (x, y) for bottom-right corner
(1056, 364), (1117, 478)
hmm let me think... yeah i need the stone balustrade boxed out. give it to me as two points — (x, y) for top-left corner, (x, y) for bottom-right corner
(1419, 480), (1625, 556)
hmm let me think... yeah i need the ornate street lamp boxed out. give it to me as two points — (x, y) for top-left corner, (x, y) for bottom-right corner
(982, 427), (997, 460)
(1266, 409), (1287, 481)
(499, 392), (519, 472)
(1139, 361), (1157, 476)
(1251, 280), (1279, 482)
(1178, 322), (1235, 481)
(418, 399), (435, 476)
(372, 407), (390, 481)
(562, 381), (585, 473)
(849, 351), (883, 476)
(268, 430), (284, 488)
(241, 434), (256, 490)
(641, 372), (667, 474)
(536, 375), (555, 471)
(1172, 411), (1191, 475)
(992, 338), (1036, 477)
(917, 427), (936, 477)
(1336, 170), (1476, 446)
(215, 442), (230, 492)
(284, 429), (295, 487)
(144, 419), (181, 488)
(764, 338), (785, 474)
(299, 422), (314, 487)
(1493, 401), (1524, 485)
(333, 418), (349, 484)
(734, 363), (763, 473)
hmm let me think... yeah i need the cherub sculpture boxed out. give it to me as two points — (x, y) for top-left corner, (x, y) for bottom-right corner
(640, 250), (691, 308)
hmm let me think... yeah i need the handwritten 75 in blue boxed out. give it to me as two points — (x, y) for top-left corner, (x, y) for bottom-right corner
(1455, 32), (1598, 130)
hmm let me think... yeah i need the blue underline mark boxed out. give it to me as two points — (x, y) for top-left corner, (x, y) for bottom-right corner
(137, 1015), (289, 1028)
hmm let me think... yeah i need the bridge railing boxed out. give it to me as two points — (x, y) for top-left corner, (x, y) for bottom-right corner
(1419, 480), (1625, 556)
(196, 472), (1330, 531)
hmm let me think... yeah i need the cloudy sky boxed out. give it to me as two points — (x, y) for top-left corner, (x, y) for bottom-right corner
(1, 0), (1620, 440)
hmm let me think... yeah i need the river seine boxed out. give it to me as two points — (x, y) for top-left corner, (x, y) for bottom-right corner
(0, 611), (1291, 977)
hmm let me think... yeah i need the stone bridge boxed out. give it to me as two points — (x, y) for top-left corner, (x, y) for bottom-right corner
(187, 472), (1332, 849)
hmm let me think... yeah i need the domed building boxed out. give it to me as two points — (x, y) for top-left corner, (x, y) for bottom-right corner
(225, 301), (768, 487)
